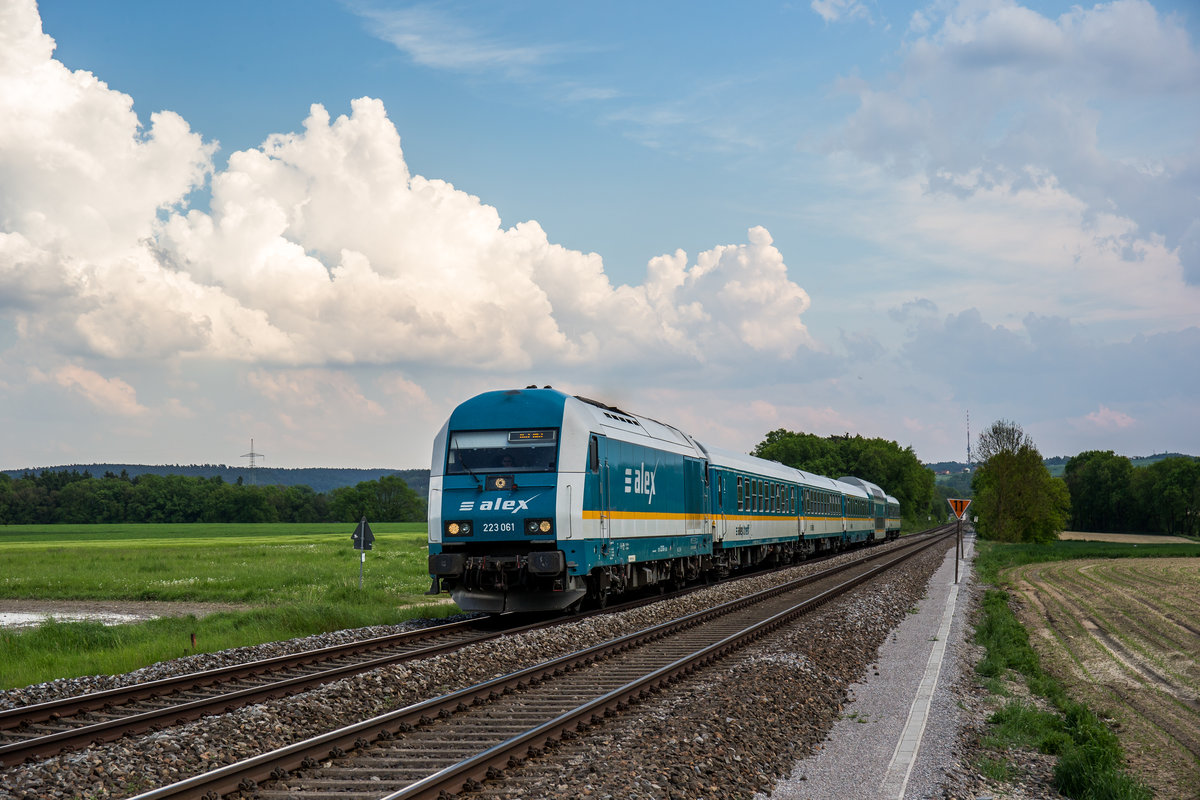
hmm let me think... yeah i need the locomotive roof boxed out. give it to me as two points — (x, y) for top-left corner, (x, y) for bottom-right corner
(569, 394), (705, 455)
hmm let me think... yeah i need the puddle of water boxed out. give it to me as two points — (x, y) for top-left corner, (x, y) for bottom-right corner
(0, 611), (146, 628)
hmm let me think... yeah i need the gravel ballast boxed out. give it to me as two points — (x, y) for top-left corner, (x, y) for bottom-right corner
(2, 536), (1012, 800)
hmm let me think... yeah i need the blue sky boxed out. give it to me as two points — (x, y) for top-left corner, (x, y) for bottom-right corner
(2, 0), (1198, 470)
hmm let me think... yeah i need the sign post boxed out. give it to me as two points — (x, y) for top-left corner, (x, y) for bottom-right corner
(947, 498), (972, 584)
(352, 516), (375, 589)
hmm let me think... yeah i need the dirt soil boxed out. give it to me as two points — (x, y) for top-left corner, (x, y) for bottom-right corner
(1059, 531), (1197, 544)
(1005, 558), (1200, 799)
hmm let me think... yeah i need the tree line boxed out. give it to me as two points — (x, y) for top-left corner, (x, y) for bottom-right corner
(752, 429), (937, 524)
(0, 470), (426, 525)
(970, 420), (1199, 543)
(1065, 450), (1200, 537)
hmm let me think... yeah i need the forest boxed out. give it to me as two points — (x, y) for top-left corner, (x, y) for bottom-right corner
(0, 470), (426, 524)
(1064, 450), (1200, 537)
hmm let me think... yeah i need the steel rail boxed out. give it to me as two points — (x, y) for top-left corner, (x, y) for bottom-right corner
(0, 617), (483, 730)
(0, 530), (933, 767)
(386, 530), (952, 800)
(124, 528), (953, 800)
(0, 578), (718, 764)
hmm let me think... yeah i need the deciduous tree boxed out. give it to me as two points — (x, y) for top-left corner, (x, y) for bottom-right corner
(972, 420), (1069, 543)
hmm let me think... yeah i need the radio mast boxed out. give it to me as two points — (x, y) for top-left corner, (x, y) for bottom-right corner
(966, 410), (972, 468)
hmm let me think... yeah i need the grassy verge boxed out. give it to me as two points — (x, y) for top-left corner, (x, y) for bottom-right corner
(972, 540), (1160, 800)
(0, 523), (456, 689)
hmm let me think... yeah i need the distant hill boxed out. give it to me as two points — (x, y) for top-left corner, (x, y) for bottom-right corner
(927, 452), (1196, 480)
(925, 461), (974, 475)
(1130, 452), (1197, 467)
(1, 464), (431, 496)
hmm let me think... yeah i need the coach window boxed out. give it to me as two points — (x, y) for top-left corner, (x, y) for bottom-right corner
(737, 477), (743, 511)
(718, 475), (724, 508)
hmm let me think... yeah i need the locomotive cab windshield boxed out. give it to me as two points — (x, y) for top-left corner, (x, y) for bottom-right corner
(447, 428), (558, 474)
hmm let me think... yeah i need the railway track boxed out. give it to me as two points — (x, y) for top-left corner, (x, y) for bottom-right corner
(126, 528), (953, 800)
(0, 537), (872, 767)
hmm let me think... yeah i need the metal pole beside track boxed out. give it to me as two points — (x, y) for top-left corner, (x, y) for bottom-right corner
(955, 518), (961, 584)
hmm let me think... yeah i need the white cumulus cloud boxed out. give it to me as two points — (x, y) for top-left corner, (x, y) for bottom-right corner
(0, 1), (815, 380)
(48, 365), (147, 417)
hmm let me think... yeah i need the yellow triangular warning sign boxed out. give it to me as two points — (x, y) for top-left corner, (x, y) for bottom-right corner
(948, 498), (972, 520)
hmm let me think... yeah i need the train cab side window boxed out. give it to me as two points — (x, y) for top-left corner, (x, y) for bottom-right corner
(588, 436), (600, 473)
(718, 475), (724, 507)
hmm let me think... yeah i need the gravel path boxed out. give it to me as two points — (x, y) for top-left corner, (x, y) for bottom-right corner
(764, 533), (976, 800)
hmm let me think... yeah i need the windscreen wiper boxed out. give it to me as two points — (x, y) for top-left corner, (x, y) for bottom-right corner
(450, 443), (484, 491)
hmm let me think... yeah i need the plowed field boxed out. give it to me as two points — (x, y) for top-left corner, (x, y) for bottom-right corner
(1006, 558), (1200, 799)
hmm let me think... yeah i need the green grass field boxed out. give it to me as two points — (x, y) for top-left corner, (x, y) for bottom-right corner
(0, 523), (455, 689)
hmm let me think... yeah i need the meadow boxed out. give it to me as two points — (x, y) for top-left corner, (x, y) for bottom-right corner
(0, 523), (453, 689)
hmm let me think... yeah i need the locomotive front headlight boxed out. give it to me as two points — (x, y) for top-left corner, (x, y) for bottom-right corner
(448, 522), (460, 535)
(526, 520), (540, 534)
(539, 520), (552, 533)
(445, 521), (473, 536)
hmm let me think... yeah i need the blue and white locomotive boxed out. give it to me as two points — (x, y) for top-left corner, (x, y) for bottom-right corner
(427, 387), (901, 613)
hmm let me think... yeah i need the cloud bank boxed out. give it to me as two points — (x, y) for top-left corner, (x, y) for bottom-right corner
(0, 2), (813, 379)
(830, 0), (1200, 284)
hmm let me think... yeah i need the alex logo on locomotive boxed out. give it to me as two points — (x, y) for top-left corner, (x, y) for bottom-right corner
(457, 494), (543, 513)
(624, 462), (657, 503)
